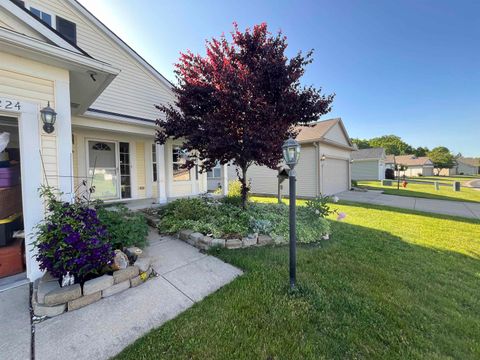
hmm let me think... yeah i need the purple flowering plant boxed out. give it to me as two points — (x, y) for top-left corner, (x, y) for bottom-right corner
(33, 186), (114, 283)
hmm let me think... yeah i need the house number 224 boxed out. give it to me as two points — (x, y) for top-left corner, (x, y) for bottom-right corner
(0, 99), (21, 111)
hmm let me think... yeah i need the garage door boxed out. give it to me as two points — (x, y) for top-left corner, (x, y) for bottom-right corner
(423, 167), (434, 176)
(322, 158), (349, 195)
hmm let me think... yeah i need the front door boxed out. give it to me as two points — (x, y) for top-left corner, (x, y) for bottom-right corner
(87, 140), (119, 199)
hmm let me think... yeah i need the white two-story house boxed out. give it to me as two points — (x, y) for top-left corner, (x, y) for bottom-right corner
(0, 0), (226, 283)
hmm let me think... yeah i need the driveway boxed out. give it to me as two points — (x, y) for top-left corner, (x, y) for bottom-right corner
(0, 229), (242, 360)
(337, 190), (480, 219)
(466, 179), (480, 189)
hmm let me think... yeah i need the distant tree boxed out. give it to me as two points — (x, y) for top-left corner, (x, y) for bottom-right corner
(369, 135), (412, 155)
(413, 146), (429, 157)
(428, 146), (455, 175)
(351, 138), (370, 150)
(156, 23), (334, 208)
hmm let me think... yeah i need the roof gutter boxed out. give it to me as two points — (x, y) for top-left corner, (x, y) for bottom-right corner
(0, 28), (120, 75)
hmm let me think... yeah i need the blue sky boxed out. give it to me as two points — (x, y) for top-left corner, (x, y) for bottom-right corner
(79, 0), (479, 156)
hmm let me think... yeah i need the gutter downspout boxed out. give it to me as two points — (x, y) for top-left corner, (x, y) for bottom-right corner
(313, 142), (320, 197)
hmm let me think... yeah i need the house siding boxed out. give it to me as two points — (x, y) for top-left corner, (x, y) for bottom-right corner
(136, 142), (146, 199)
(248, 145), (318, 198)
(0, 53), (69, 189)
(0, 7), (47, 41)
(457, 162), (478, 175)
(324, 123), (350, 146)
(28, 0), (174, 121)
(352, 160), (379, 180)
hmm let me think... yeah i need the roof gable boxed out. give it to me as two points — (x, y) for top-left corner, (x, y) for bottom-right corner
(296, 118), (353, 149)
(0, 1), (82, 53)
(25, 0), (174, 121)
(0, 6), (47, 41)
(324, 121), (352, 147)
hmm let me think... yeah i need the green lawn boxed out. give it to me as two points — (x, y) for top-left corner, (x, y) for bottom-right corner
(116, 200), (480, 360)
(358, 180), (480, 203)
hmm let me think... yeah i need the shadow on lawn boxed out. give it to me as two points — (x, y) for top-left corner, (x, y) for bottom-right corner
(338, 199), (480, 224)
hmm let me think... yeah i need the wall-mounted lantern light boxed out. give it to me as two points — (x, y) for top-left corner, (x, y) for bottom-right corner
(320, 154), (326, 162)
(40, 101), (57, 134)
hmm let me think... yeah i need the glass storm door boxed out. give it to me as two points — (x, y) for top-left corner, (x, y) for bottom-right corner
(88, 140), (119, 199)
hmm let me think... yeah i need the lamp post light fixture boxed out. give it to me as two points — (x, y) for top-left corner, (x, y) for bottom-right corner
(282, 137), (301, 290)
(40, 101), (57, 134)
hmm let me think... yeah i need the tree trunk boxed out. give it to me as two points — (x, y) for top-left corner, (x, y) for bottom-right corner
(239, 165), (249, 209)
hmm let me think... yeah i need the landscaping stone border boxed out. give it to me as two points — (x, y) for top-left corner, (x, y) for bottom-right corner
(32, 256), (154, 318)
(176, 230), (276, 250)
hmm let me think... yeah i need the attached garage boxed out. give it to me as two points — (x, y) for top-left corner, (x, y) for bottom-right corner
(322, 158), (349, 195)
(235, 118), (354, 198)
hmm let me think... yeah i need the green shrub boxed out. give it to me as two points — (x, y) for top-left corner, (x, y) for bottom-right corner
(156, 198), (330, 243)
(351, 180), (358, 187)
(96, 205), (149, 249)
(305, 195), (335, 218)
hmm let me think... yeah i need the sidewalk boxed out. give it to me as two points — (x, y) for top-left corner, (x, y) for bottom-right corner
(337, 190), (480, 219)
(0, 229), (243, 360)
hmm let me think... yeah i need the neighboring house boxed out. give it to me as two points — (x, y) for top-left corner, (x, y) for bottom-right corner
(0, 0), (222, 282)
(385, 155), (435, 176)
(351, 147), (386, 180)
(440, 158), (480, 176)
(454, 158), (479, 175)
(229, 118), (354, 198)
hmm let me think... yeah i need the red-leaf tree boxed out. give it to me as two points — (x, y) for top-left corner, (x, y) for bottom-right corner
(156, 23), (334, 208)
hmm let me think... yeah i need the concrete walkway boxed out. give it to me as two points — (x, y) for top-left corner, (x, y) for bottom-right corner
(337, 190), (480, 219)
(0, 284), (31, 360)
(1, 229), (242, 360)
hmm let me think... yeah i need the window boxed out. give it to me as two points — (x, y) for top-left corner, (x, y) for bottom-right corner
(207, 162), (222, 179)
(172, 146), (190, 181)
(119, 142), (131, 199)
(92, 142), (111, 151)
(56, 16), (77, 44)
(152, 144), (157, 182)
(30, 7), (52, 26)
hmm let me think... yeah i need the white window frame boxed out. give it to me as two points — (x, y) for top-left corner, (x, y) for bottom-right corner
(26, 3), (55, 27)
(172, 145), (191, 182)
(152, 143), (157, 182)
(207, 162), (222, 179)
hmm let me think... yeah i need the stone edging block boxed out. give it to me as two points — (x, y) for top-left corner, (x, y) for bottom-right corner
(175, 229), (275, 251)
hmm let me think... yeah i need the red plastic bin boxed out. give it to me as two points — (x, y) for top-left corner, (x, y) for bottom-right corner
(0, 238), (25, 278)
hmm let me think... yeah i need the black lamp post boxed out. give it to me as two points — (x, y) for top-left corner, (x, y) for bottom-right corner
(40, 101), (57, 134)
(282, 137), (301, 290)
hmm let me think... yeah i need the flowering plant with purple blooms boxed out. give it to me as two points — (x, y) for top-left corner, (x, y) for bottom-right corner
(33, 186), (114, 283)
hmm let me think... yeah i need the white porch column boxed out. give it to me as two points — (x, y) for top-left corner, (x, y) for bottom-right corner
(221, 164), (229, 196)
(55, 78), (74, 202)
(156, 143), (167, 203)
